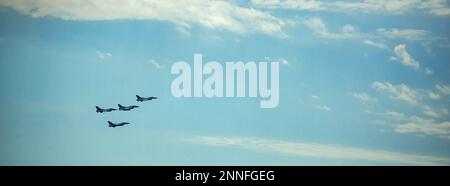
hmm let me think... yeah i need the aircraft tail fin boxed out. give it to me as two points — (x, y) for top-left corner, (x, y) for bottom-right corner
(136, 95), (142, 99)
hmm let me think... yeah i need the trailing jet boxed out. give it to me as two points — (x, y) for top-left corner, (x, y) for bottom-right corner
(108, 121), (130, 128)
(136, 95), (158, 102)
(96, 106), (117, 113)
(118, 104), (139, 111)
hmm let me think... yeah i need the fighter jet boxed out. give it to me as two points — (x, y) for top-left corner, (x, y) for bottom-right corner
(96, 106), (117, 113)
(108, 121), (130, 128)
(118, 104), (139, 111)
(136, 95), (158, 102)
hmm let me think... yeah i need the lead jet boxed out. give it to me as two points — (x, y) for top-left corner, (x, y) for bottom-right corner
(118, 104), (139, 111)
(136, 95), (158, 102)
(108, 121), (130, 128)
(96, 106), (117, 113)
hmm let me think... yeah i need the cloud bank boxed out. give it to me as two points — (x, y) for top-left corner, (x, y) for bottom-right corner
(251, 0), (450, 16)
(187, 135), (450, 165)
(0, 0), (289, 37)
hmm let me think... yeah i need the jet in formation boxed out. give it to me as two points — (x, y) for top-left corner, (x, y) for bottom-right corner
(96, 106), (117, 113)
(108, 121), (130, 128)
(96, 95), (158, 128)
(118, 104), (139, 111)
(136, 95), (158, 102)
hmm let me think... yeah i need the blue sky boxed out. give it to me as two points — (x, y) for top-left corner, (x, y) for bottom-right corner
(0, 0), (450, 165)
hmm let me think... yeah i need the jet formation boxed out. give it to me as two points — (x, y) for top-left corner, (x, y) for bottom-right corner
(95, 95), (157, 128)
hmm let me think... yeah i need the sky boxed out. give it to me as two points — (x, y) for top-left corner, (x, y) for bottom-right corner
(0, 0), (449, 165)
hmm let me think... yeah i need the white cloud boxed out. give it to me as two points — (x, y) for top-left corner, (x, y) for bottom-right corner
(187, 135), (450, 165)
(376, 28), (430, 41)
(213, 36), (223, 42)
(428, 90), (441, 100)
(384, 111), (406, 120)
(300, 17), (436, 53)
(0, 0), (288, 37)
(313, 104), (332, 112)
(302, 17), (360, 40)
(278, 58), (290, 66)
(370, 109), (449, 139)
(96, 51), (112, 60)
(368, 82), (449, 138)
(390, 44), (420, 70)
(342, 24), (356, 33)
(372, 81), (420, 105)
(310, 94), (320, 100)
(425, 68), (434, 75)
(352, 93), (375, 102)
(251, 0), (450, 16)
(431, 7), (450, 15)
(148, 59), (165, 69)
(333, 0), (419, 14)
(423, 106), (440, 118)
(442, 108), (449, 115)
(395, 116), (450, 139)
(251, 0), (324, 10)
(436, 84), (450, 95)
(302, 18), (433, 48)
(367, 104), (450, 139)
(264, 57), (290, 66)
(362, 39), (389, 50)
(366, 110), (407, 121)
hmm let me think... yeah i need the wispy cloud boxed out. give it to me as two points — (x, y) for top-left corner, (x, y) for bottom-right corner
(366, 110), (407, 121)
(0, 0), (289, 37)
(251, 0), (324, 11)
(367, 81), (450, 139)
(302, 17), (360, 40)
(310, 94), (320, 100)
(428, 90), (441, 100)
(442, 108), (449, 116)
(390, 44), (420, 70)
(435, 84), (450, 95)
(251, 0), (450, 16)
(352, 92), (375, 103)
(431, 7), (450, 16)
(187, 135), (450, 165)
(313, 104), (332, 112)
(96, 51), (112, 60)
(372, 81), (420, 105)
(301, 17), (435, 48)
(383, 111), (407, 120)
(395, 116), (450, 139)
(362, 39), (389, 50)
(148, 59), (165, 70)
(278, 58), (290, 66)
(425, 68), (434, 75)
(376, 28), (430, 41)
(423, 105), (440, 118)
(264, 57), (291, 66)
